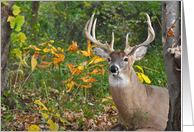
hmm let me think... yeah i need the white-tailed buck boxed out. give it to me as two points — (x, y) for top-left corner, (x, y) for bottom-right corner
(84, 13), (169, 131)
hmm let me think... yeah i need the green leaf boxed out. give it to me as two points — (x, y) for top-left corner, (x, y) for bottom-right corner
(12, 5), (21, 16)
(18, 32), (27, 43)
(58, 117), (71, 125)
(14, 15), (25, 31)
(13, 48), (22, 60)
(10, 22), (16, 29)
(1, 1), (9, 5)
(4, 90), (11, 96)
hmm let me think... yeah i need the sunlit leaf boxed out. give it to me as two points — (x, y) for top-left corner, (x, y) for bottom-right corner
(37, 63), (52, 69)
(34, 100), (48, 111)
(101, 98), (109, 104)
(89, 68), (101, 74)
(43, 47), (51, 53)
(141, 73), (151, 84)
(78, 66), (84, 70)
(40, 54), (47, 60)
(13, 48), (22, 60)
(50, 40), (54, 43)
(33, 46), (41, 51)
(28, 125), (40, 131)
(47, 119), (58, 131)
(7, 16), (15, 22)
(66, 81), (74, 92)
(39, 43), (46, 46)
(134, 65), (144, 73)
(1, 1), (9, 5)
(80, 50), (94, 57)
(62, 76), (74, 84)
(31, 55), (37, 71)
(42, 112), (49, 119)
(66, 41), (77, 52)
(136, 72), (143, 83)
(81, 75), (97, 83)
(12, 5), (21, 16)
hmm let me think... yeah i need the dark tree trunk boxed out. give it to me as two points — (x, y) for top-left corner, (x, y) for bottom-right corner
(1, 1), (15, 96)
(31, 1), (39, 42)
(162, 1), (181, 131)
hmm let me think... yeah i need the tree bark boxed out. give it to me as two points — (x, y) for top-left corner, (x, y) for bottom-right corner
(1, 1), (15, 96)
(31, 1), (39, 42)
(162, 1), (181, 131)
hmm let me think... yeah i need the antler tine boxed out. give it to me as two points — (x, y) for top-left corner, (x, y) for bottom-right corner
(124, 34), (133, 54)
(124, 14), (155, 55)
(84, 13), (114, 52)
(110, 32), (114, 51)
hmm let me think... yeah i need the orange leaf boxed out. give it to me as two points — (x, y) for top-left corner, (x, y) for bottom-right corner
(66, 81), (74, 92)
(171, 24), (176, 28)
(66, 63), (82, 75)
(168, 28), (176, 37)
(80, 50), (94, 57)
(87, 40), (91, 57)
(81, 75), (97, 83)
(41, 61), (52, 65)
(40, 54), (47, 60)
(34, 51), (39, 59)
(37, 64), (52, 68)
(62, 76), (74, 84)
(75, 83), (92, 88)
(81, 84), (92, 88)
(89, 68), (101, 75)
(66, 41), (77, 52)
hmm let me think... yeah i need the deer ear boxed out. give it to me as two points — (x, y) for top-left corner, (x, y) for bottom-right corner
(92, 47), (109, 60)
(133, 46), (147, 61)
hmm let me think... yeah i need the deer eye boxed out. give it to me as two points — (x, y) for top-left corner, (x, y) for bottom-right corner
(124, 58), (128, 61)
(108, 58), (111, 62)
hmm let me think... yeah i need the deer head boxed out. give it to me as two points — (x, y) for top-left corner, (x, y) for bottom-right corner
(84, 13), (155, 78)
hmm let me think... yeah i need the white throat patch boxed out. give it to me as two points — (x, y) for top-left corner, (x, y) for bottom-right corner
(108, 73), (129, 88)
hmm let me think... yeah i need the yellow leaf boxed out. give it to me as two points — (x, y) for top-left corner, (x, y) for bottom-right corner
(47, 119), (58, 131)
(78, 66), (84, 70)
(66, 81), (74, 92)
(52, 46), (57, 52)
(13, 48), (22, 60)
(50, 40), (54, 43)
(56, 113), (60, 118)
(80, 50), (94, 57)
(33, 47), (41, 51)
(136, 72), (144, 83)
(106, 97), (112, 100)
(66, 41), (77, 52)
(34, 100), (48, 111)
(141, 73), (151, 84)
(88, 56), (99, 65)
(31, 55), (37, 71)
(7, 16), (15, 22)
(39, 43), (46, 46)
(28, 125), (40, 131)
(101, 98), (109, 104)
(93, 58), (106, 64)
(42, 112), (49, 119)
(134, 65), (144, 73)
(43, 47), (51, 53)
(48, 44), (52, 47)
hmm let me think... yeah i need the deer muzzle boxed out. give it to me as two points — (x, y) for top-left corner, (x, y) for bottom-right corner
(109, 65), (119, 75)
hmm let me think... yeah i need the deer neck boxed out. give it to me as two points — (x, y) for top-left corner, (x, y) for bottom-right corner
(108, 67), (147, 108)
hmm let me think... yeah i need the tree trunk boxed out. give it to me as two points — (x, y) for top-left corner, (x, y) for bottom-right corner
(1, 1), (15, 96)
(162, 1), (181, 131)
(31, 1), (39, 42)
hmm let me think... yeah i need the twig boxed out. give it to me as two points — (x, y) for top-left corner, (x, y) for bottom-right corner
(20, 68), (36, 90)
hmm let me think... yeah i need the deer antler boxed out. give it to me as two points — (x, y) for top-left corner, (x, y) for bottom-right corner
(124, 14), (155, 55)
(84, 13), (114, 52)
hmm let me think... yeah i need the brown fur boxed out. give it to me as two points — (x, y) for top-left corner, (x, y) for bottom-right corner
(107, 51), (169, 131)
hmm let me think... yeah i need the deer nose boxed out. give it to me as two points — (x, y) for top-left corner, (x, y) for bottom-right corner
(110, 65), (118, 73)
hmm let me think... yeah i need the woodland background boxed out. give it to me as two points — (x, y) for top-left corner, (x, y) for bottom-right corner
(1, 1), (175, 131)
